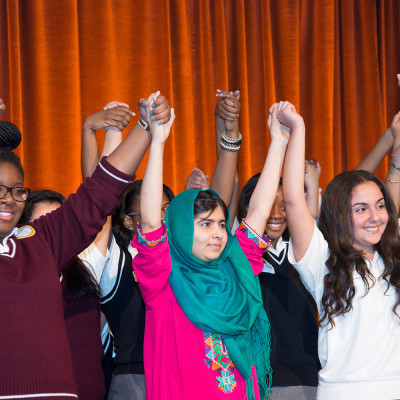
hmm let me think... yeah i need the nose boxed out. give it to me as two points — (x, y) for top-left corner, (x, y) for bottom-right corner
(270, 203), (283, 220)
(368, 208), (379, 223)
(212, 226), (224, 240)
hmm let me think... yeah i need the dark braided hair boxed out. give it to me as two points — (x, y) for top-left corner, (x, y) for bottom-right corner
(0, 121), (24, 178)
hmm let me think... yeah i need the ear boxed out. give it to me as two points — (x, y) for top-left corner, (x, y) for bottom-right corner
(123, 215), (133, 231)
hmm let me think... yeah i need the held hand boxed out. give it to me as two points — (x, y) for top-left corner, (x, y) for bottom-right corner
(273, 101), (303, 131)
(216, 89), (240, 101)
(184, 168), (210, 190)
(139, 92), (171, 124)
(0, 98), (5, 115)
(268, 105), (290, 145)
(147, 92), (175, 144)
(304, 159), (321, 189)
(214, 91), (240, 121)
(83, 104), (134, 133)
(397, 74), (400, 88)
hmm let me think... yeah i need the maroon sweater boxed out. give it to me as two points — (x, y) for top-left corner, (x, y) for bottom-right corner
(0, 158), (132, 399)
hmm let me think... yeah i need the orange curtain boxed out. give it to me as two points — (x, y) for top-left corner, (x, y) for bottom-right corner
(1, 0), (399, 196)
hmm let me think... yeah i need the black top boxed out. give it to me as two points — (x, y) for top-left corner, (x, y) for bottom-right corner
(101, 244), (145, 375)
(259, 240), (320, 387)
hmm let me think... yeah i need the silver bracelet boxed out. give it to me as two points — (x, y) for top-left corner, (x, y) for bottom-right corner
(221, 130), (242, 145)
(220, 140), (241, 152)
(138, 117), (150, 132)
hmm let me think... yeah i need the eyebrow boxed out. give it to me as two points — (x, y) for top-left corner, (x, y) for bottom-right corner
(196, 217), (226, 223)
(352, 197), (385, 207)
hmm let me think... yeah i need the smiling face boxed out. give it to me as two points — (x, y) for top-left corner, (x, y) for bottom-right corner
(351, 181), (388, 258)
(264, 186), (287, 248)
(191, 205), (228, 263)
(0, 162), (26, 240)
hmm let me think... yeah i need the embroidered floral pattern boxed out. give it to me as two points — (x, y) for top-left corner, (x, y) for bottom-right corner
(204, 331), (237, 393)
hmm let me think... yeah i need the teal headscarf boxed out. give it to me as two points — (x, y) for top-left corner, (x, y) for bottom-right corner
(164, 189), (272, 399)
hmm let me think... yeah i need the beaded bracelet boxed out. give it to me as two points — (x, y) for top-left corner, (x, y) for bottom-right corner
(239, 219), (271, 250)
(220, 140), (241, 152)
(137, 220), (168, 247)
(221, 130), (242, 145)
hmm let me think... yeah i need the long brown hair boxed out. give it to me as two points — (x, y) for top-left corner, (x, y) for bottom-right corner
(318, 170), (400, 328)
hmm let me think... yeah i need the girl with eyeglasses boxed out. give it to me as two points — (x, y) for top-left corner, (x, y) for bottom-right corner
(0, 111), (151, 400)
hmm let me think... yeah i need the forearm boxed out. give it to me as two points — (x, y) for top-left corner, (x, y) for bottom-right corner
(210, 122), (239, 205)
(245, 138), (286, 235)
(228, 173), (239, 230)
(355, 129), (393, 172)
(305, 184), (320, 220)
(283, 123), (314, 260)
(106, 123), (151, 175)
(140, 142), (164, 233)
(101, 130), (122, 157)
(385, 139), (400, 214)
(81, 126), (100, 180)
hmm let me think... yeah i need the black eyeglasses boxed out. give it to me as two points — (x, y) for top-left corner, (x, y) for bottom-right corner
(0, 185), (30, 202)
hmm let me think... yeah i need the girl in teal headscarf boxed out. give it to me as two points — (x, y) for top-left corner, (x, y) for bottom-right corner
(132, 94), (290, 400)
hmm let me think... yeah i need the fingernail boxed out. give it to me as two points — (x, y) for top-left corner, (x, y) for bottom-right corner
(151, 117), (156, 121)
(152, 104), (156, 109)
(157, 121), (162, 125)
(143, 100), (147, 105)
(150, 112), (154, 116)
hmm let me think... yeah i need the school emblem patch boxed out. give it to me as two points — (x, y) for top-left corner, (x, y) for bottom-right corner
(14, 225), (36, 239)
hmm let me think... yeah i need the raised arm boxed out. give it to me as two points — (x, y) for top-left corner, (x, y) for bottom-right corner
(385, 110), (400, 214)
(244, 105), (288, 235)
(140, 93), (175, 234)
(281, 102), (314, 262)
(210, 90), (241, 206)
(81, 103), (133, 180)
(354, 126), (394, 173)
(304, 159), (321, 220)
(107, 91), (171, 175)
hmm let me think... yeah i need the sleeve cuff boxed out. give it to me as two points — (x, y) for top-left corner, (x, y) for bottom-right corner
(239, 219), (271, 250)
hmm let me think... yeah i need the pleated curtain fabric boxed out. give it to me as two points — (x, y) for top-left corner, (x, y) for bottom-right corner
(0, 0), (399, 196)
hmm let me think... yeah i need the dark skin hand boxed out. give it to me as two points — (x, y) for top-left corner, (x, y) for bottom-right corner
(138, 92), (171, 124)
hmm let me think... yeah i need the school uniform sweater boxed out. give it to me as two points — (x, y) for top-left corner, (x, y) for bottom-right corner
(0, 158), (132, 399)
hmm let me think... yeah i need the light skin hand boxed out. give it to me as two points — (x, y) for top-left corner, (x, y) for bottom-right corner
(397, 74), (400, 88)
(268, 104), (290, 145)
(184, 168), (210, 190)
(0, 98), (5, 115)
(139, 92), (171, 125)
(272, 101), (303, 131)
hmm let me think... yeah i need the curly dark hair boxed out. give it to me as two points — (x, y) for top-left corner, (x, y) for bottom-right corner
(318, 170), (400, 328)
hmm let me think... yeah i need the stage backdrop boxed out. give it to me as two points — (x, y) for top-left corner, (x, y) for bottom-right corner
(1, 0), (399, 197)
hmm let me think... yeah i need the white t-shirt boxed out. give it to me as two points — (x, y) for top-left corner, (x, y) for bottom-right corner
(288, 223), (400, 400)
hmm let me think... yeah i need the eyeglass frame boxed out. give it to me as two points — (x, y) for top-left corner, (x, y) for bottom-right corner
(0, 185), (30, 202)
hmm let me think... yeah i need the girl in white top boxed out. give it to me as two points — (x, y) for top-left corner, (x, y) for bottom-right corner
(277, 100), (400, 400)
